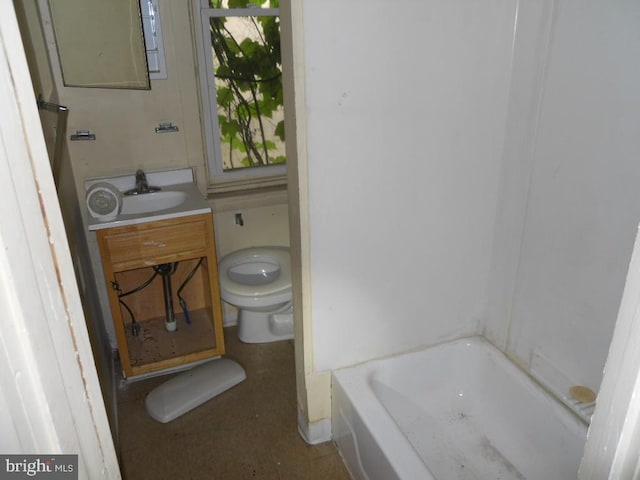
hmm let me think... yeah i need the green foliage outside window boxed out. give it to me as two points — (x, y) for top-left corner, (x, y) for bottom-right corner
(208, 0), (285, 171)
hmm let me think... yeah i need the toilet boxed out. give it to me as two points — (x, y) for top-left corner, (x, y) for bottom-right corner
(218, 246), (293, 343)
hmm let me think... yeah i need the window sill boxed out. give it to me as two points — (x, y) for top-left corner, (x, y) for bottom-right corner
(207, 173), (287, 196)
(207, 174), (288, 212)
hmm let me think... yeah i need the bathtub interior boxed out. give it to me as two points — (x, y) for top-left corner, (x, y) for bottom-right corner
(332, 337), (588, 480)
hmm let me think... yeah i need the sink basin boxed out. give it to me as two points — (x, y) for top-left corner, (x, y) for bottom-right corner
(86, 169), (212, 231)
(120, 191), (188, 215)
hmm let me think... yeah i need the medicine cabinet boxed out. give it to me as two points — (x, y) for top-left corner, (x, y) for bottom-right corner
(46, 0), (150, 89)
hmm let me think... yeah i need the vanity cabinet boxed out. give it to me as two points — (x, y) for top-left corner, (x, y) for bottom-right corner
(96, 213), (225, 378)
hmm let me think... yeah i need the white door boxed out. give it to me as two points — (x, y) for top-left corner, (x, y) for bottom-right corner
(580, 226), (640, 479)
(0, 3), (120, 478)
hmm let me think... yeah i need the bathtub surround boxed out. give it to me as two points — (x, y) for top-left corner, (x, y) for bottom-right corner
(290, 0), (640, 451)
(305, 0), (516, 372)
(499, 0), (640, 393)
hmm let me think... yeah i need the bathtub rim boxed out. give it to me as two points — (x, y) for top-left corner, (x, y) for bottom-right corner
(331, 335), (588, 480)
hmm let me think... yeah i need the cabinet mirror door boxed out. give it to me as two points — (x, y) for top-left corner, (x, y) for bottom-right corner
(47, 0), (150, 89)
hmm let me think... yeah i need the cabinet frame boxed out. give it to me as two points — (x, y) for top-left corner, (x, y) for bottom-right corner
(96, 213), (225, 378)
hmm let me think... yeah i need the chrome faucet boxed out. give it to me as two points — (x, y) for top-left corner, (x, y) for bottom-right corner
(125, 169), (161, 195)
(135, 169), (148, 193)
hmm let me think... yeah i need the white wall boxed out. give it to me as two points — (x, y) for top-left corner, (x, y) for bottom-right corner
(31, 0), (291, 346)
(213, 194), (291, 258)
(304, 0), (519, 371)
(304, 0), (640, 399)
(504, 0), (640, 391)
(40, 0), (206, 190)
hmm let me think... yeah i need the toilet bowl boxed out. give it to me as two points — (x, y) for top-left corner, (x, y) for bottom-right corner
(218, 246), (293, 343)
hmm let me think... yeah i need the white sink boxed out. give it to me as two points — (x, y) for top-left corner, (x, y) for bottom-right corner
(120, 191), (188, 215)
(86, 169), (211, 231)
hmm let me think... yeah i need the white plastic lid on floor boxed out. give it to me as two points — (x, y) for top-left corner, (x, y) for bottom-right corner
(145, 358), (246, 423)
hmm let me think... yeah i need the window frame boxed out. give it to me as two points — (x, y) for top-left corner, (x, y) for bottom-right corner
(140, 0), (167, 80)
(193, 0), (286, 191)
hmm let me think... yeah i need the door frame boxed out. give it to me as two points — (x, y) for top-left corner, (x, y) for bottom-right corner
(0, 3), (119, 478)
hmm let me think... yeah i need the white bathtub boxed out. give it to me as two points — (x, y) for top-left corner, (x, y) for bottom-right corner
(332, 337), (588, 479)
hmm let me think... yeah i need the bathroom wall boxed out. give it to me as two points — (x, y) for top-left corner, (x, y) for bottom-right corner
(302, 0), (519, 372)
(212, 191), (291, 258)
(297, 0), (640, 431)
(35, 0), (290, 237)
(498, 0), (640, 392)
(29, 0), (290, 345)
(39, 0), (204, 192)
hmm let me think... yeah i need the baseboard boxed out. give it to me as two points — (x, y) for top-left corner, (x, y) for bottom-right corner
(297, 407), (332, 445)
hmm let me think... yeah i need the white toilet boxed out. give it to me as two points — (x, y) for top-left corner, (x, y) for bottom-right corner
(218, 246), (293, 343)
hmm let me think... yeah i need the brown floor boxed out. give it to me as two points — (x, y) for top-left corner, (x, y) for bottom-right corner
(116, 326), (352, 480)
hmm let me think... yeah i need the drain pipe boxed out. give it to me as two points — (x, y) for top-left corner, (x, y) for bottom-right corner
(154, 262), (178, 332)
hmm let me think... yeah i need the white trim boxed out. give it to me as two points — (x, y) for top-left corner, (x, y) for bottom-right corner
(36, 0), (66, 89)
(278, 0), (327, 443)
(204, 8), (279, 17)
(192, 0), (286, 185)
(140, 0), (168, 80)
(297, 408), (332, 445)
(0, 3), (119, 477)
(580, 225), (640, 479)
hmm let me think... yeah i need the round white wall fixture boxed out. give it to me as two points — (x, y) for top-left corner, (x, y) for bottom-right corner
(86, 182), (122, 220)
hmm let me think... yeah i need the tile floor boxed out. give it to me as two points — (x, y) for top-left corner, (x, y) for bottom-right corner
(116, 327), (352, 479)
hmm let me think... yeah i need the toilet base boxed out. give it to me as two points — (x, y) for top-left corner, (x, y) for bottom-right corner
(238, 304), (293, 343)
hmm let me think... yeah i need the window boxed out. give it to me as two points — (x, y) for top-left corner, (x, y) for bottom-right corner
(195, 0), (285, 189)
(140, 0), (167, 80)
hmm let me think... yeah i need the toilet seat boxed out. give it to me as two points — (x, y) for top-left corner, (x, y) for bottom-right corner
(219, 247), (291, 307)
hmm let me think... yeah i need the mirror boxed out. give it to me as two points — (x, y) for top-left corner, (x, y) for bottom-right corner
(47, 0), (150, 89)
